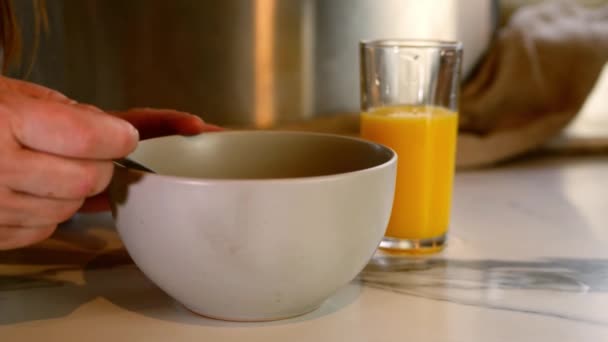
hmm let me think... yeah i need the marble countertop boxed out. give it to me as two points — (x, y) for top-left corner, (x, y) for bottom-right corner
(1, 155), (608, 341)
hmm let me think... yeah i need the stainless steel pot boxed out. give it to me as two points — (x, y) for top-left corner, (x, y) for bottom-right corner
(14, 0), (498, 127)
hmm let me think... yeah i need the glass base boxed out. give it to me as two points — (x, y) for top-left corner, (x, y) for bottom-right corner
(379, 233), (446, 255)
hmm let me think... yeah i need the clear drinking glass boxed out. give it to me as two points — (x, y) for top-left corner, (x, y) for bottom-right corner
(359, 40), (462, 254)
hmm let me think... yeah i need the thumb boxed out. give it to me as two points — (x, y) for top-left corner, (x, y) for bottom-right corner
(1, 76), (73, 103)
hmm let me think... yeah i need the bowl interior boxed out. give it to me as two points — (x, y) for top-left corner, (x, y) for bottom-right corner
(129, 131), (394, 179)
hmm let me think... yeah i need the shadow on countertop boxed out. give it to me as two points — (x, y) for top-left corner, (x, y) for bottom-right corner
(0, 247), (362, 327)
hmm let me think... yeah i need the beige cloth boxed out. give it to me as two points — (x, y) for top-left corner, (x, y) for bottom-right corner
(457, 1), (608, 166)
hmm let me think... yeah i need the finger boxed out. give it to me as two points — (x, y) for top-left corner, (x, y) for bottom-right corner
(4, 148), (114, 199)
(3, 77), (73, 104)
(0, 225), (56, 250)
(0, 189), (84, 227)
(113, 108), (223, 140)
(9, 96), (139, 159)
(79, 192), (110, 213)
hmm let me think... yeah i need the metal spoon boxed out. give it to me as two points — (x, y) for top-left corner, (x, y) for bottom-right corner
(114, 158), (156, 173)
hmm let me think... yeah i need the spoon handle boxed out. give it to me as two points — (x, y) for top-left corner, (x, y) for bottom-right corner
(114, 158), (156, 173)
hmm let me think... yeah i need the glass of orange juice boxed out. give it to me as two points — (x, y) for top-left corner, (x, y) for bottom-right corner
(359, 40), (462, 254)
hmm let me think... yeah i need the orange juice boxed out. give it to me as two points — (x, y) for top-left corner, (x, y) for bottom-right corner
(361, 105), (458, 242)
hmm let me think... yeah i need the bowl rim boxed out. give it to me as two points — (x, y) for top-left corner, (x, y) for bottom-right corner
(118, 131), (397, 185)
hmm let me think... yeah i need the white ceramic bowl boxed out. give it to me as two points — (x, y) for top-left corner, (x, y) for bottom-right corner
(109, 131), (396, 321)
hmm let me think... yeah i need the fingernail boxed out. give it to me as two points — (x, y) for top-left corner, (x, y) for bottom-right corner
(90, 105), (104, 113)
(190, 114), (204, 122)
(124, 121), (140, 140)
(203, 123), (224, 131)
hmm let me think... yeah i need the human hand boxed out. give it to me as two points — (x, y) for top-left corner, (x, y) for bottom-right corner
(0, 76), (139, 249)
(0, 77), (221, 249)
(78, 107), (223, 212)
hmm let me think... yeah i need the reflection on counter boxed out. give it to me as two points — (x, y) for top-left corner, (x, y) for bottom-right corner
(362, 256), (608, 326)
